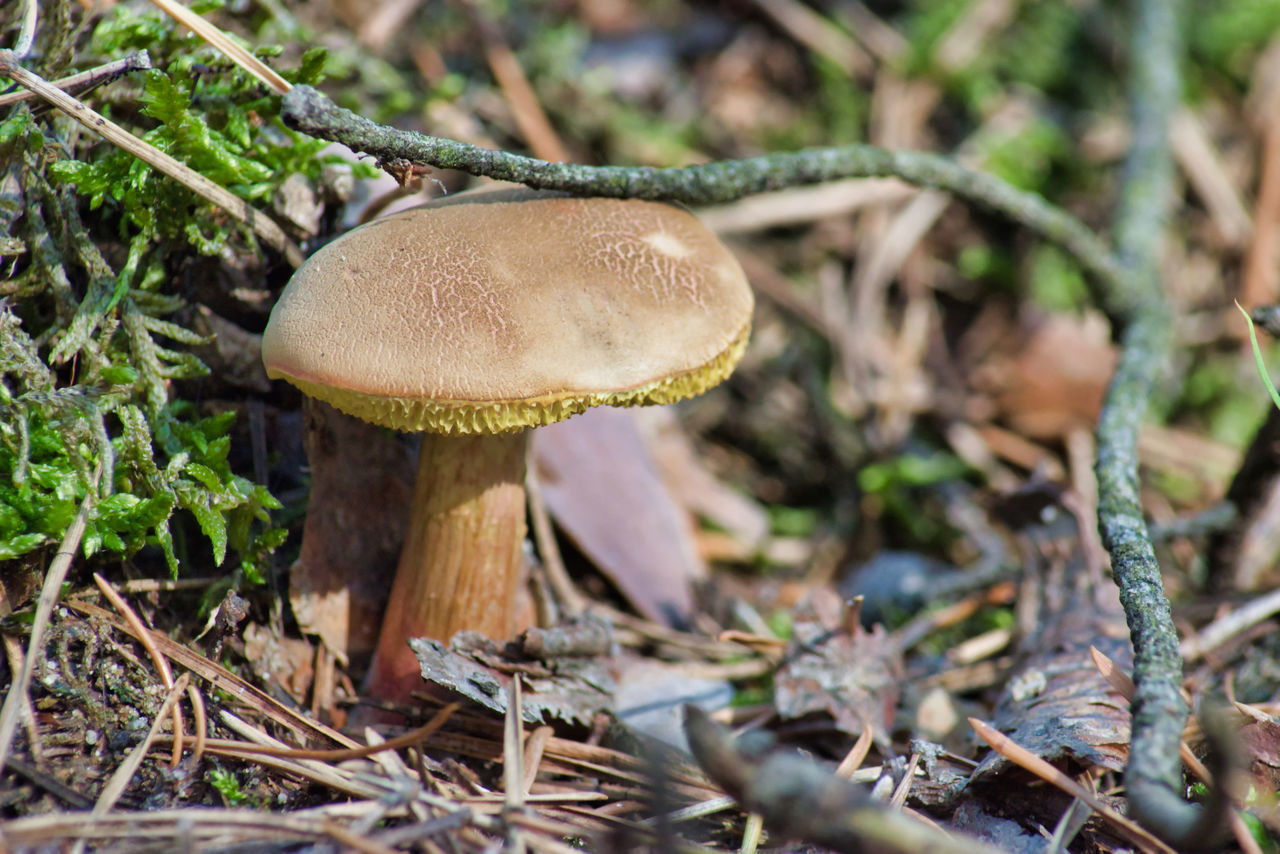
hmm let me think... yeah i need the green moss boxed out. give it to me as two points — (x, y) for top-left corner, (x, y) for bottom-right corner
(1192, 0), (1280, 77)
(1027, 245), (1089, 312)
(0, 4), (340, 578)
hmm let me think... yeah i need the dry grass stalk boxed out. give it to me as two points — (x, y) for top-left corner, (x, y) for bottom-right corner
(73, 671), (192, 854)
(64, 598), (357, 749)
(834, 725), (874, 778)
(93, 573), (185, 768)
(0, 486), (95, 775)
(146, 0), (291, 94)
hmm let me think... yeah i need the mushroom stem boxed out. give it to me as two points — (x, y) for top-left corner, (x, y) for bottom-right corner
(365, 430), (529, 702)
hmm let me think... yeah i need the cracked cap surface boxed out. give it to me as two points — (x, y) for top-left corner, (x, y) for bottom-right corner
(261, 186), (754, 434)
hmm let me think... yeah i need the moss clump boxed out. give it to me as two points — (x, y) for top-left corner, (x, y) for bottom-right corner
(0, 2), (348, 576)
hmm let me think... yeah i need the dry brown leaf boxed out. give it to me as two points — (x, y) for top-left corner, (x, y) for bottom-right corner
(1235, 703), (1280, 796)
(971, 547), (1133, 783)
(613, 656), (732, 751)
(410, 632), (614, 726)
(973, 310), (1117, 441)
(533, 407), (705, 627)
(242, 623), (315, 704)
(773, 588), (903, 742)
(640, 407), (770, 553)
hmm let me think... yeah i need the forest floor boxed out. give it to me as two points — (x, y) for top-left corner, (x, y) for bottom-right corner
(4, 1), (1280, 852)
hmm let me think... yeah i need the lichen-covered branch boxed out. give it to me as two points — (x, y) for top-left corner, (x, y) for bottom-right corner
(1097, 0), (1224, 846)
(282, 85), (1132, 314)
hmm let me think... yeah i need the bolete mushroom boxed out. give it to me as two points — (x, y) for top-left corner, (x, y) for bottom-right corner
(261, 186), (753, 701)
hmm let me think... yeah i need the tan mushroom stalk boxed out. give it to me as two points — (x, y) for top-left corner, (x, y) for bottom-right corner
(262, 187), (753, 701)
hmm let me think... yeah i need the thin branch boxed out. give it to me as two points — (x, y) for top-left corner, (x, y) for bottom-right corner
(1096, 0), (1228, 847)
(683, 706), (1002, 854)
(0, 52), (152, 108)
(279, 85), (1132, 313)
(1179, 585), (1280, 663)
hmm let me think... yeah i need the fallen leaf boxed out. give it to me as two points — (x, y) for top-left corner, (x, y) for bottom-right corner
(613, 657), (733, 751)
(1234, 703), (1280, 797)
(410, 631), (614, 726)
(773, 587), (903, 742)
(242, 622), (315, 703)
(533, 406), (706, 627)
(972, 309), (1117, 441)
(639, 406), (770, 552)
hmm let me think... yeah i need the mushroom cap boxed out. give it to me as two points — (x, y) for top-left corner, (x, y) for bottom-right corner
(262, 187), (754, 435)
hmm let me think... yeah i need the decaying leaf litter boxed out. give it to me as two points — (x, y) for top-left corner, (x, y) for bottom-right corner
(5, 0), (1280, 851)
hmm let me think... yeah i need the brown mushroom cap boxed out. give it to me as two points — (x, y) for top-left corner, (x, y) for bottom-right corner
(261, 187), (753, 435)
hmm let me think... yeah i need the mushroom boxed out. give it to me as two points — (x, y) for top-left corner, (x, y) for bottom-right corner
(261, 186), (753, 701)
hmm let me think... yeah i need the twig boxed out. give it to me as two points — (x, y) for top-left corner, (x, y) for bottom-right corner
(526, 465), (586, 617)
(94, 573), (185, 768)
(359, 728), (431, 825)
(1169, 110), (1252, 248)
(214, 712), (386, 799)
(179, 703), (456, 762)
(1179, 585), (1280, 663)
(1241, 85), (1280, 306)
(640, 796), (737, 826)
(739, 811), (764, 854)
(1094, 0), (1230, 846)
(1088, 646), (1209, 781)
(683, 706), (1002, 854)
(1092, 648), (1261, 853)
(888, 752), (920, 809)
(319, 822), (402, 854)
(0, 807), (419, 849)
(0, 755), (93, 809)
(116, 577), (221, 593)
(280, 85), (1129, 310)
(0, 52), (153, 108)
(462, 0), (569, 163)
(503, 676), (528, 854)
(0, 593), (43, 770)
(750, 0), (871, 77)
(0, 51), (303, 267)
(697, 178), (913, 234)
(0, 480), (96, 775)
